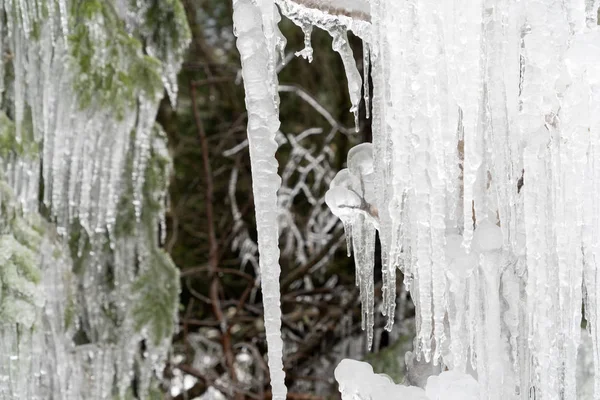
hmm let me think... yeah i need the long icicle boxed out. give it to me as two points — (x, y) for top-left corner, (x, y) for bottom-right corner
(232, 1), (287, 398)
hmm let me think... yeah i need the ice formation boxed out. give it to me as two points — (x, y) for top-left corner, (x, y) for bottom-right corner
(235, 0), (600, 398)
(0, 0), (190, 399)
(334, 359), (478, 400)
(232, 0), (287, 399)
(326, 143), (378, 346)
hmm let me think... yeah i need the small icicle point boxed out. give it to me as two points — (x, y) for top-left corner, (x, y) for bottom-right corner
(295, 24), (314, 63)
(363, 41), (370, 119)
(328, 27), (362, 134)
(343, 219), (353, 257)
(352, 108), (360, 132)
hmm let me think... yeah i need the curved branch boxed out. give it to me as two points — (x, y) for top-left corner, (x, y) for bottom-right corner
(283, 0), (370, 21)
(276, 0), (371, 41)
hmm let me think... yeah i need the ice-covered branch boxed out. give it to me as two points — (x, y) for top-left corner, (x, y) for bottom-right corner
(284, 0), (371, 21)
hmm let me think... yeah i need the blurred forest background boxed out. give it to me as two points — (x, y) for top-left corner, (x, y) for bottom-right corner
(162, 2), (415, 399)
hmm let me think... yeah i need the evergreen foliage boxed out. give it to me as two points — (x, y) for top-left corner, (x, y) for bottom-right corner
(0, 0), (190, 398)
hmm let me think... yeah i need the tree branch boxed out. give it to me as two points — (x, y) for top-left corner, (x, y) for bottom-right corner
(191, 81), (243, 400)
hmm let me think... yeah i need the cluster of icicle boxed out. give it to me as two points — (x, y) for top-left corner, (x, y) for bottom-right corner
(235, 0), (600, 399)
(0, 1), (189, 399)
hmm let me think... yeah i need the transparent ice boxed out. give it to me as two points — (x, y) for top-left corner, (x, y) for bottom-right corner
(235, 0), (600, 398)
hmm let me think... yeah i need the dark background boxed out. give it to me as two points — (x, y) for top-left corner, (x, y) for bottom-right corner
(162, 3), (413, 398)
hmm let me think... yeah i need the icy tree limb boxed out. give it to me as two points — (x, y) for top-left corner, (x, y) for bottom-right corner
(285, 0), (371, 20)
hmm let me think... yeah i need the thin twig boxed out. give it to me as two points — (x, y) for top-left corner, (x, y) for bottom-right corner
(279, 84), (352, 135)
(191, 81), (243, 400)
(281, 229), (345, 289)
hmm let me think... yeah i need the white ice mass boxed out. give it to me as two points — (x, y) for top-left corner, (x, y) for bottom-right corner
(233, 0), (600, 399)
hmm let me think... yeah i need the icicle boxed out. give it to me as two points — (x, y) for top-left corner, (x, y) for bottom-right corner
(159, 196), (168, 246)
(232, 1), (287, 398)
(328, 167), (363, 257)
(143, 0), (191, 107)
(342, 219), (352, 257)
(353, 213), (376, 349)
(446, 233), (476, 372)
(57, 0), (68, 41)
(454, 0), (484, 252)
(295, 23), (314, 62)
(369, 0), (399, 332)
(132, 98), (158, 222)
(362, 41), (370, 119)
(328, 27), (362, 132)
(12, 30), (25, 143)
(565, 29), (600, 400)
(326, 143), (379, 344)
(524, 126), (559, 399)
(0, 0), (4, 99)
(274, 5), (287, 68)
